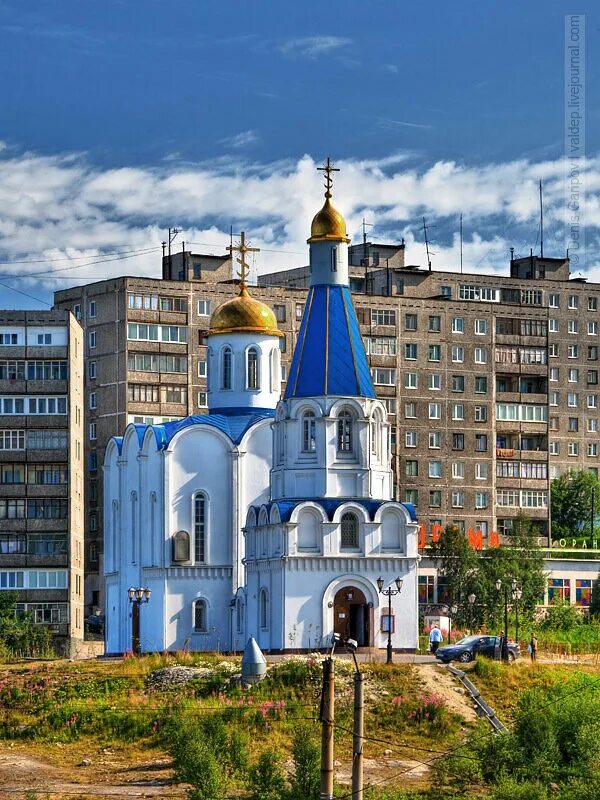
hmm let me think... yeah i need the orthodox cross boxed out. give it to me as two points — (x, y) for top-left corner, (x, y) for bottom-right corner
(227, 231), (259, 291)
(317, 156), (339, 198)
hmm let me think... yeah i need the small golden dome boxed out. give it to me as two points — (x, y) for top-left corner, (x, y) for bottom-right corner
(208, 286), (284, 337)
(308, 196), (350, 244)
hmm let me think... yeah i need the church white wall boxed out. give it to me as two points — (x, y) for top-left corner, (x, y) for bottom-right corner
(207, 331), (281, 411)
(309, 239), (349, 286)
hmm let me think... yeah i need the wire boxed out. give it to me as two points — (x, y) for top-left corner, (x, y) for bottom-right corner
(0, 247), (161, 280)
(0, 246), (162, 266)
(0, 279), (51, 306)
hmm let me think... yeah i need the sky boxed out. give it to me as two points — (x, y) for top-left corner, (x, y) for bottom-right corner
(0, 0), (598, 308)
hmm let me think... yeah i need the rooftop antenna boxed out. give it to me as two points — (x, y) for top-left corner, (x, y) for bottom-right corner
(459, 213), (463, 274)
(423, 217), (432, 271)
(539, 180), (544, 258)
(362, 217), (373, 294)
(168, 227), (181, 278)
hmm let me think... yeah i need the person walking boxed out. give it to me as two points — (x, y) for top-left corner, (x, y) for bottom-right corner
(429, 625), (443, 655)
(529, 634), (538, 662)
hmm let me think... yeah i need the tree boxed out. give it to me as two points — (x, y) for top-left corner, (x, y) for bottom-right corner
(551, 470), (600, 541)
(430, 525), (480, 629)
(480, 516), (546, 632)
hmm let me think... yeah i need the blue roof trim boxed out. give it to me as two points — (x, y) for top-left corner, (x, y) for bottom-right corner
(284, 285), (376, 399)
(111, 410), (275, 453)
(251, 497), (416, 523)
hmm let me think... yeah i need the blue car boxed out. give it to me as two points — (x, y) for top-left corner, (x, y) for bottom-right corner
(435, 634), (520, 664)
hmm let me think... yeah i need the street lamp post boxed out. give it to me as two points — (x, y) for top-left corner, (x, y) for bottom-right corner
(127, 586), (151, 655)
(376, 577), (403, 664)
(468, 593), (476, 633)
(512, 584), (523, 645)
(495, 579), (521, 662)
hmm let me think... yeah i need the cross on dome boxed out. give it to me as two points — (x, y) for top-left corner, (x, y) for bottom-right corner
(317, 156), (340, 199)
(227, 231), (260, 293)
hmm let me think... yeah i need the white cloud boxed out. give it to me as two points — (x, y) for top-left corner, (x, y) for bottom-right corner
(219, 130), (260, 149)
(277, 36), (352, 59)
(0, 147), (599, 306)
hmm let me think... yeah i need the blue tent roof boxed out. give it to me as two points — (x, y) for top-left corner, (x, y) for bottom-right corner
(284, 285), (375, 399)
(251, 498), (417, 523)
(114, 408), (275, 453)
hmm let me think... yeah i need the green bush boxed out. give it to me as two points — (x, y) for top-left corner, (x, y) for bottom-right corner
(473, 656), (502, 680)
(247, 751), (287, 800)
(288, 722), (320, 800)
(540, 601), (584, 631)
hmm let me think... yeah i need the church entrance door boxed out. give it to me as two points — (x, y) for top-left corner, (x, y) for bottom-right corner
(333, 586), (370, 646)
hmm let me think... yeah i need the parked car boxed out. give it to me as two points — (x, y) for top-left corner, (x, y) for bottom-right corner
(435, 635), (520, 664)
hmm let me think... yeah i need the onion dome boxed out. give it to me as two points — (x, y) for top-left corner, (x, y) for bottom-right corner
(209, 286), (283, 337)
(308, 196), (350, 244)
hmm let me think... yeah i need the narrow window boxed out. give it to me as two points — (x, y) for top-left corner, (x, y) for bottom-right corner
(331, 246), (337, 272)
(247, 347), (260, 390)
(259, 589), (269, 629)
(340, 512), (359, 549)
(337, 411), (353, 453)
(222, 347), (232, 390)
(194, 599), (208, 632)
(302, 411), (316, 452)
(194, 494), (206, 563)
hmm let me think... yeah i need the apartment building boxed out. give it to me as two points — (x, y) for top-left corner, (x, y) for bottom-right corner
(0, 310), (84, 654)
(55, 242), (600, 613)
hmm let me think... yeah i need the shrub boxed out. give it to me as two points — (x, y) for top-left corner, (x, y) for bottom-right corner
(247, 751), (287, 800)
(473, 656), (502, 680)
(288, 723), (320, 800)
(540, 602), (583, 632)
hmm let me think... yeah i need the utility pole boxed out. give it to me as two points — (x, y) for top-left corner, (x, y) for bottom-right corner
(351, 660), (364, 800)
(167, 227), (180, 279)
(320, 657), (335, 800)
(423, 217), (432, 271)
(459, 213), (463, 274)
(362, 218), (373, 295)
(539, 180), (544, 258)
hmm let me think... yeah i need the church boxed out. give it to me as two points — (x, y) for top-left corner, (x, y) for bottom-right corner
(103, 164), (420, 654)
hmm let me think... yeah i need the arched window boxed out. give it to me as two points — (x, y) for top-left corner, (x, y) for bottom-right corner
(150, 492), (157, 566)
(236, 598), (244, 633)
(340, 512), (359, 549)
(221, 347), (232, 390)
(371, 411), (383, 459)
(247, 347), (260, 390)
(130, 491), (137, 563)
(194, 493), (207, 563)
(337, 411), (353, 453)
(194, 599), (208, 632)
(302, 410), (316, 453)
(172, 530), (191, 562)
(270, 347), (281, 393)
(259, 588), (269, 629)
(331, 246), (338, 272)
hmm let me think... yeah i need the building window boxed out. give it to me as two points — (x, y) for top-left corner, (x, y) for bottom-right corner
(428, 345), (441, 362)
(576, 579), (592, 606)
(259, 589), (269, 629)
(405, 372), (417, 389)
(568, 345), (579, 359)
(568, 295), (579, 310)
(475, 434), (488, 452)
(274, 304), (286, 322)
(340, 512), (359, 549)
(452, 462), (464, 479)
(452, 404), (464, 421)
(452, 375), (464, 392)
(194, 493), (206, 563)
(89, 331), (96, 349)
(405, 314), (417, 331)
(549, 293), (559, 308)
(475, 462), (488, 480)
(302, 411), (316, 453)
(452, 317), (464, 334)
(405, 460), (418, 477)
(194, 599), (208, 632)
(405, 431), (417, 448)
(429, 491), (442, 508)
(589, 322), (598, 336)
(419, 575), (435, 603)
(89, 422), (97, 441)
(568, 442), (580, 456)
(198, 360), (207, 378)
(197, 392), (208, 408)
(90, 392), (97, 410)
(405, 343), (417, 360)
(198, 300), (211, 316)
(548, 578), (570, 604)
(429, 461), (442, 478)
(246, 347), (260, 390)
(405, 489), (418, 504)
(474, 405), (488, 422)
(428, 403), (441, 420)
(429, 431), (441, 449)
(589, 419), (598, 433)
(89, 301), (96, 318)
(568, 320), (579, 334)
(337, 411), (353, 453)
(451, 491), (464, 508)
(452, 433), (464, 450)
(428, 316), (441, 332)
(404, 402), (417, 418)
(475, 492), (488, 509)
(428, 374), (441, 390)
(475, 376), (487, 394)
(474, 347), (488, 364)
(475, 319), (487, 335)
(222, 347), (232, 390)
(371, 368), (396, 385)
(452, 346), (464, 363)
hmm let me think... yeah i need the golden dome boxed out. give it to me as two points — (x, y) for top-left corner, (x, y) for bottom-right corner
(308, 196), (350, 244)
(208, 286), (284, 337)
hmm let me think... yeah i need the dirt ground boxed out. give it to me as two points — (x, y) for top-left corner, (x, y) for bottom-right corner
(0, 664), (475, 798)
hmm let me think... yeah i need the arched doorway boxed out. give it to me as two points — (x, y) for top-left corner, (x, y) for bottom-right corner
(333, 586), (370, 646)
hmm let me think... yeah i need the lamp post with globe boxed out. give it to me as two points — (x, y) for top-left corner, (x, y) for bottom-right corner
(127, 586), (151, 655)
(377, 577), (403, 664)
